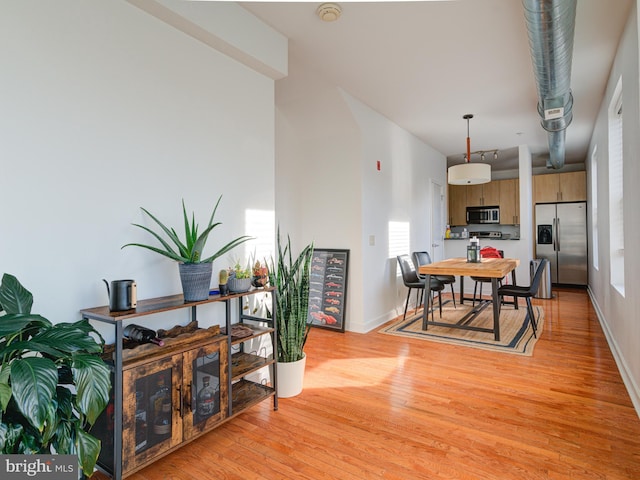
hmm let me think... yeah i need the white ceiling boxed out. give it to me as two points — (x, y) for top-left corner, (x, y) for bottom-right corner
(240, 0), (632, 171)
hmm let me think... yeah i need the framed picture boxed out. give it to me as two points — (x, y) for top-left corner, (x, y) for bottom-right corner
(307, 249), (349, 332)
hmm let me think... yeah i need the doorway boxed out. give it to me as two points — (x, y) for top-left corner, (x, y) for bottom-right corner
(431, 180), (445, 262)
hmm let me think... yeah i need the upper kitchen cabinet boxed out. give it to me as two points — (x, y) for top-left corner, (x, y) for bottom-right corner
(466, 182), (500, 206)
(448, 184), (467, 226)
(533, 171), (586, 203)
(499, 178), (519, 225)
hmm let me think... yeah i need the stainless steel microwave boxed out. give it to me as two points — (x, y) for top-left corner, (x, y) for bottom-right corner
(466, 206), (500, 224)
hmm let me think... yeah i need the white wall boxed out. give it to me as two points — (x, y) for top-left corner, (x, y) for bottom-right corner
(0, 1), (279, 340)
(275, 59), (446, 333)
(587, 3), (640, 413)
(343, 94), (447, 332)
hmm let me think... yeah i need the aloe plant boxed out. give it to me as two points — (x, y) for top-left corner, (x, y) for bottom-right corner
(269, 229), (314, 363)
(123, 196), (253, 264)
(0, 274), (111, 475)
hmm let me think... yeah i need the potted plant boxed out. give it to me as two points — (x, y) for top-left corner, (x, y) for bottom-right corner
(0, 273), (111, 476)
(268, 229), (313, 397)
(227, 261), (252, 293)
(122, 196), (253, 301)
(218, 269), (229, 296)
(251, 260), (269, 288)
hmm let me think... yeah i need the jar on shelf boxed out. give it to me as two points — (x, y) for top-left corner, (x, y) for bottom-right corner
(153, 398), (172, 437)
(197, 375), (217, 418)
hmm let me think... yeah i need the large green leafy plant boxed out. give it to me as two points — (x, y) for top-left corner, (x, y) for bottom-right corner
(123, 196), (253, 263)
(0, 274), (111, 475)
(269, 230), (314, 363)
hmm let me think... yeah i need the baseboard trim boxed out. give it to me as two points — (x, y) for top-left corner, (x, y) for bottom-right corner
(588, 286), (640, 419)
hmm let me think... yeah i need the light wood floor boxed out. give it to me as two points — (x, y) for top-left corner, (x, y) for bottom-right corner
(105, 288), (640, 479)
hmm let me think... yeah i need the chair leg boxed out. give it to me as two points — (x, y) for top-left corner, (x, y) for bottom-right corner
(403, 288), (411, 320)
(438, 290), (443, 318)
(526, 297), (537, 337)
(450, 284), (456, 308)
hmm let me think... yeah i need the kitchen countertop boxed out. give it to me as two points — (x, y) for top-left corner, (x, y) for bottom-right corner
(445, 237), (520, 241)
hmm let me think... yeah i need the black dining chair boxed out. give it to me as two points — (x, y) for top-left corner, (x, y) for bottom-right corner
(412, 251), (456, 308)
(496, 258), (548, 337)
(396, 255), (444, 320)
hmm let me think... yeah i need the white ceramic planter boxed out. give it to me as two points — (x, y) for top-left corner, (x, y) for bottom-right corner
(277, 354), (306, 398)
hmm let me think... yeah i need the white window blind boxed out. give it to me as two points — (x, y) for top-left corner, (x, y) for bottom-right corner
(608, 78), (624, 295)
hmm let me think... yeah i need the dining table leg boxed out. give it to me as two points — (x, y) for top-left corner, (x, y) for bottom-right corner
(422, 274), (431, 330)
(491, 277), (501, 341)
(511, 268), (518, 310)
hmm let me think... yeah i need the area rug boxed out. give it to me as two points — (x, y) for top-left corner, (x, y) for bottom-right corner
(378, 301), (544, 356)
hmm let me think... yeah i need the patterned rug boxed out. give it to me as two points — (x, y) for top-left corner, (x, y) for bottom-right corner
(378, 301), (544, 356)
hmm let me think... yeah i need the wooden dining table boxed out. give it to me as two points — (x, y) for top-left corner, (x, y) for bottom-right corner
(418, 257), (520, 341)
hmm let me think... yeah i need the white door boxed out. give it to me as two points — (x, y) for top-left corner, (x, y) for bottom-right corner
(431, 180), (445, 262)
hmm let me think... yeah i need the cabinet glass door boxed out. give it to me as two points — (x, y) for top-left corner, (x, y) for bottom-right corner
(122, 354), (182, 474)
(183, 338), (228, 441)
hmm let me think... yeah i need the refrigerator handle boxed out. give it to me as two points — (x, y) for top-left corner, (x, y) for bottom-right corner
(556, 218), (561, 252)
(552, 218), (558, 251)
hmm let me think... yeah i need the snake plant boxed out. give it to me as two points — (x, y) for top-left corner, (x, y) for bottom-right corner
(0, 273), (111, 475)
(123, 196), (253, 264)
(269, 229), (314, 363)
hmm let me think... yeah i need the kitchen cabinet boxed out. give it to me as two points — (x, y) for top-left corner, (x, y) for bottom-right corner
(533, 171), (586, 203)
(448, 184), (467, 226)
(499, 178), (519, 224)
(466, 182), (499, 207)
(82, 288), (276, 479)
(448, 180), (505, 225)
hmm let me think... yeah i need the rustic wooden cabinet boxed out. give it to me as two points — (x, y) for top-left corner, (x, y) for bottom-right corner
(120, 338), (228, 474)
(448, 184), (467, 225)
(498, 178), (520, 224)
(82, 288), (276, 479)
(533, 171), (586, 203)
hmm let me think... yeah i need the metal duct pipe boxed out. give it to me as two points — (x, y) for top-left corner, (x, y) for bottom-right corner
(522, 0), (577, 169)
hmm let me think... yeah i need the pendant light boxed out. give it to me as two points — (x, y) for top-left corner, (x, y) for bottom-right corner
(448, 114), (492, 185)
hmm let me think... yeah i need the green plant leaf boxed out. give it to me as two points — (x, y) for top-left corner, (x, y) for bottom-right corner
(52, 417), (73, 456)
(0, 274), (33, 314)
(10, 357), (58, 431)
(72, 354), (111, 425)
(76, 426), (101, 475)
(0, 364), (11, 412)
(39, 398), (58, 445)
(0, 422), (24, 453)
(0, 314), (50, 338)
(31, 324), (103, 356)
(55, 385), (74, 420)
(123, 196), (253, 264)
(200, 234), (254, 263)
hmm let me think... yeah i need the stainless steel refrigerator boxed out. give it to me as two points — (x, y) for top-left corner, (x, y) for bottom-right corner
(535, 202), (588, 285)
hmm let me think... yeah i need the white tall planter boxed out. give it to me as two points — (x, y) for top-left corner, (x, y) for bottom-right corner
(277, 354), (306, 398)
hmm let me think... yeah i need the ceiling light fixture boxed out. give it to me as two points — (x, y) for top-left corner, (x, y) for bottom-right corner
(448, 114), (493, 185)
(316, 3), (342, 22)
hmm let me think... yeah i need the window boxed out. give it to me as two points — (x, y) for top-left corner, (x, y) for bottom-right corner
(590, 146), (598, 270)
(389, 221), (410, 277)
(608, 78), (624, 295)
